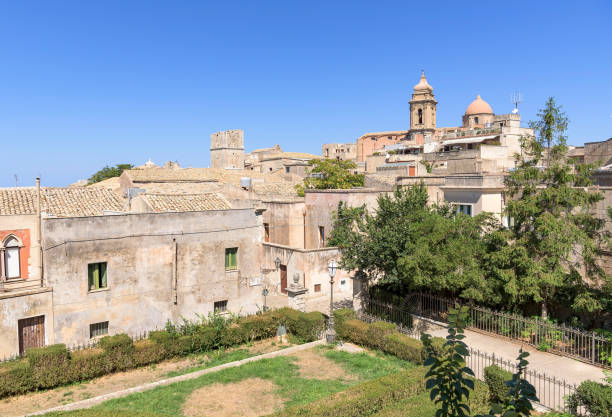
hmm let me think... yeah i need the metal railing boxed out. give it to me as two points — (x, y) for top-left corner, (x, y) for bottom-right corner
(368, 293), (612, 369)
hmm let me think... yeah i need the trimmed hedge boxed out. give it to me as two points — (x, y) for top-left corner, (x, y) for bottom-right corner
(383, 333), (423, 363)
(268, 366), (428, 417)
(0, 308), (323, 399)
(484, 364), (513, 404)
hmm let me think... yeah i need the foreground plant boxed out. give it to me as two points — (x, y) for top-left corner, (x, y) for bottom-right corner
(422, 304), (474, 417)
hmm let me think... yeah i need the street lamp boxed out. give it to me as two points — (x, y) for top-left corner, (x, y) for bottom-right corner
(327, 259), (337, 343)
(274, 257), (281, 270)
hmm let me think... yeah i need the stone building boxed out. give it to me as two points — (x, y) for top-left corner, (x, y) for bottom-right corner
(210, 129), (245, 169)
(321, 143), (357, 161)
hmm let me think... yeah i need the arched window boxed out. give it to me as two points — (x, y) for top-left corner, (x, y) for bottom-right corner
(474, 116), (479, 125)
(4, 237), (21, 278)
(418, 109), (423, 124)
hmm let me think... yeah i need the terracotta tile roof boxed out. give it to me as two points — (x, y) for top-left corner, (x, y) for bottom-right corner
(124, 167), (298, 185)
(0, 187), (124, 217)
(141, 193), (231, 212)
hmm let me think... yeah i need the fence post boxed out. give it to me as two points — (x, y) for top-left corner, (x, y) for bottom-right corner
(591, 331), (596, 364)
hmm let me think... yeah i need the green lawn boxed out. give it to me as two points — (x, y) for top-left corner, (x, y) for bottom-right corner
(45, 346), (413, 417)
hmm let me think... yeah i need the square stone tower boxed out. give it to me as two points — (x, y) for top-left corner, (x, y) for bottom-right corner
(210, 129), (245, 169)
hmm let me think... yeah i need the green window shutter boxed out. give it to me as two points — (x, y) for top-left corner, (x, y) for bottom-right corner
(88, 264), (94, 290)
(100, 263), (107, 288)
(225, 248), (237, 270)
(225, 249), (230, 269)
(93, 264), (100, 289)
(232, 249), (237, 269)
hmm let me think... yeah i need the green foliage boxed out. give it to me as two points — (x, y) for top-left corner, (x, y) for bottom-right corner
(0, 308), (317, 399)
(366, 321), (397, 349)
(44, 411), (170, 417)
(477, 349), (538, 417)
(334, 308), (357, 339)
(421, 304), (474, 417)
(296, 159), (365, 196)
(484, 365), (513, 404)
(341, 319), (370, 346)
(567, 380), (612, 417)
(87, 164), (133, 184)
(382, 333), (424, 363)
(329, 184), (499, 303)
(503, 97), (609, 318)
(269, 367), (427, 417)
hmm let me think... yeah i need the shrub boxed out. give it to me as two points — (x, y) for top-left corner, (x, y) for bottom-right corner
(219, 324), (248, 347)
(99, 334), (135, 372)
(27, 344), (71, 389)
(132, 340), (166, 367)
(269, 366), (427, 417)
(334, 308), (356, 339)
(383, 333), (423, 363)
(192, 326), (219, 351)
(366, 322), (396, 349)
(69, 348), (106, 380)
(342, 319), (370, 346)
(240, 314), (277, 341)
(468, 379), (491, 415)
(421, 336), (447, 363)
(568, 380), (612, 417)
(149, 330), (181, 357)
(0, 360), (33, 397)
(484, 364), (513, 404)
(273, 308), (325, 342)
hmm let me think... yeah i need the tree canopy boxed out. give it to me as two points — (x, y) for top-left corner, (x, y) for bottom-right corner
(296, 159), (364, 196)
(88, 164), (134, 184)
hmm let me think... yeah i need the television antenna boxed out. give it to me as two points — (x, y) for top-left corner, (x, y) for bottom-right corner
(511, 92), (522, 114)
(14, 174), (18, 187)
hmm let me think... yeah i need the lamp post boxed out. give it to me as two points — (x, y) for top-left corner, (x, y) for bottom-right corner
(327, 259), (337, 343)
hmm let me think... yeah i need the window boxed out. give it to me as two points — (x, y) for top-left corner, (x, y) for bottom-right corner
(4, 237), (21, 279)
(418, 109), (423, 124)
(454, 204), (472, 217)
(89, 321), (109, 338)
(318, 226), (325, 248)
(88, 262), (107, 291)
(264, 223), (270, 243)
(474, 117), (479, 124)
(314, 284), (321, 292)
(467, 143), (473, 150)
(214, 300), (228, 312)
(285, 166), (290, 173)
(225, 248), (238, 271)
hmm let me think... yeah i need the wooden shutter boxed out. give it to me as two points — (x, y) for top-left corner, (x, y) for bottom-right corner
(100, 263), (107, 288)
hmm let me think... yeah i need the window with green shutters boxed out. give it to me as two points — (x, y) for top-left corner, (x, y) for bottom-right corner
(88, 262), (108, 291)
(225, 248), (238, 271)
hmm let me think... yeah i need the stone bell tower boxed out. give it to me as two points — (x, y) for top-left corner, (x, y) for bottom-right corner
(409, 71), (437, 143)
(210, 129), (245, 169)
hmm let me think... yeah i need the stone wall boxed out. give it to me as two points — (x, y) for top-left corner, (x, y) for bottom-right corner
(42, 209), (264, 346)
(210, 130), (245, 169)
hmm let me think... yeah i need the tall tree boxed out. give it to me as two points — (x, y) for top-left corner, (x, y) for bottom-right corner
(296, 159), (364, 196)
(88, 164), (134, 184)
(504, 97), (608, 318)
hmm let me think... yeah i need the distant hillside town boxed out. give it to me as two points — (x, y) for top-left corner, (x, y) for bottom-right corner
(1, 72), (611, 358)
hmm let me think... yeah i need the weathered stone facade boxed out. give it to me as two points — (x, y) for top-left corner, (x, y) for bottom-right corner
(210, 129), (245, 169)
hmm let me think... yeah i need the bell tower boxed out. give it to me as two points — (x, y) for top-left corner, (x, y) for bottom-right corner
(409, 71), (437, 143)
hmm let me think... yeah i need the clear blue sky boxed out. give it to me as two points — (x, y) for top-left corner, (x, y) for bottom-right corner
(1, 0), (611, 187)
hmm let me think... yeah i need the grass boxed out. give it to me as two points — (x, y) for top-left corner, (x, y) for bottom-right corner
(47, 346), (413, 417)
(165, 348), (254, 377)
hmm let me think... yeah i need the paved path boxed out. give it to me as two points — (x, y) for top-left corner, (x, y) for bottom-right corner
(26, 340), (325, 417)
(426, 326), (606, 385)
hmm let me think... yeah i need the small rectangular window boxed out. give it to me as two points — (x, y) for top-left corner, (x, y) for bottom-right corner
(89, 321), (109, 338)
(88, 262), (108, 291)
(214, 300), (228, 312)
(285, 166), (290, 173)
(314, 284), (321, 292)
(225, 248), (238, 271)
(454, 204), (472, 217)
(263, 223), (270, 243)
(318, 226), (325, 248)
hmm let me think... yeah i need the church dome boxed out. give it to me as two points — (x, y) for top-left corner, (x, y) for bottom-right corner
(465, 95), (493, 115)
(413, 71), (433, 91)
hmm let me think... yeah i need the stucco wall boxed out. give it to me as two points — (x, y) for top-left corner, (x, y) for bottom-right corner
(43, 209), (265, 346)
(261, 201), (305, 248)
(0, 214), (41, 290)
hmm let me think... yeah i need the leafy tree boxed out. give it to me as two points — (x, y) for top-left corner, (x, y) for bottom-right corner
(422, 304), (475, 417)
(88, 164), (134, 184)
(503, 97), (608, 318)
(328, 184), (498, 302)
(296, 159), (364, 196)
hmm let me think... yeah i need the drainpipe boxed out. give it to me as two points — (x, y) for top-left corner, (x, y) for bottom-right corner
(36, 177), (43, 287)
(303, 209), (306, 249)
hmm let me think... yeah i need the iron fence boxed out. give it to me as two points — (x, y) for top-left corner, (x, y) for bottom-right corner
(370, 293), (612, 369)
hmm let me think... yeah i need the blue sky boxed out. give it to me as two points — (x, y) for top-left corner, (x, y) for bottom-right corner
(1, 0), (611, 187)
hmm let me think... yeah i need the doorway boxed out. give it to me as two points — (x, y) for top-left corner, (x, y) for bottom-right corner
(18, 315), (45, 355)
(280, 265), (287, 294)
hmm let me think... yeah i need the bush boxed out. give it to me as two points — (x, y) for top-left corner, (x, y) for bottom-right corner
(26, 344), (71, 389)
(366, 322), (396, 349)
(69, 348), (106, 380)
(132, 340), (166, 367)
(219, 324), (248, 347)
(192, 326), (219, 351)
(335, 308), (356, 339)
(273, 308), (325, 342)
(99, 334), (134, 372)
(342, 319), (370, 346)
(149, 330), (181, 357)
(421, 336), (447, 363)
(240, 314), (277, 341)
(383, 333), (423, 363)
(484, 364), (513, 404)
(270, 366), (427, 417)
(568, 380), (612, 417)
(0, 360), (33, 397)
